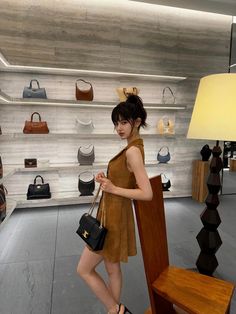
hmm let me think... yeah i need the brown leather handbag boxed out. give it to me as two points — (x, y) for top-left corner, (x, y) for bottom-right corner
(75, 79), (94, 101)
(23, 112), (49, 134)
(24, 158), (37, 168)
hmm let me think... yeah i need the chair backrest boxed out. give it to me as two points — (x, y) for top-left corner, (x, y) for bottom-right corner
(134, 175), (169, 290)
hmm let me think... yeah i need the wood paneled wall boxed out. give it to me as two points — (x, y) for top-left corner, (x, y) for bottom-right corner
(0, 0), (232, 202)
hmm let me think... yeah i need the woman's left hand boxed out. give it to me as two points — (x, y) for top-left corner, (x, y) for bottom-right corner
(99, 177), (116, 194)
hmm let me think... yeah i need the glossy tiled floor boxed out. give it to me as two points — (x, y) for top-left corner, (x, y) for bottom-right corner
(0, 194), (235, 314)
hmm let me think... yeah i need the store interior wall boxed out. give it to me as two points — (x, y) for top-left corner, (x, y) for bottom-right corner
(0, 0), (232, 201)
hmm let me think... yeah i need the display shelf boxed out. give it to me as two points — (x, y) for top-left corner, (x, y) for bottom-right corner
(0, 198), (17, 231)
(0, 132), (176, 139)
(0, 51), (186, 81)
(0, 167), (17, 184)
(0, 91), (186, 110)
(9, 191), (101, 209)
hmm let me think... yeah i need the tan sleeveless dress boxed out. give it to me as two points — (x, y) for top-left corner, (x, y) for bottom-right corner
(97, 138), (144, 263)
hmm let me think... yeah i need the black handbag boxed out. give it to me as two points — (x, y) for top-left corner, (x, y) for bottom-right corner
(24, 158), (37, 168)
(161, 173), (171, 191)
(77, 144), (95, 165)
(23, 79), (47, 99)
(27, 175), (51, 200)
(157, 146), (171, 163)
(78, 172), (95, 196)
(76, 186), (107, 251)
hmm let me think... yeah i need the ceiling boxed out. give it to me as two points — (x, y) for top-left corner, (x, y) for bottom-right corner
(131, 0), (236, 16)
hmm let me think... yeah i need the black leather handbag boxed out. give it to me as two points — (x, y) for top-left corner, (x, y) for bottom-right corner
(78, 172), (95, 196)
(76, 186), (107, 251)
(157, 146), (171, 163)
(27, 175), (51, 200)
(161, 173), (171, 191)
(77, 144), (95, 165)
(23, 79), (47, 99)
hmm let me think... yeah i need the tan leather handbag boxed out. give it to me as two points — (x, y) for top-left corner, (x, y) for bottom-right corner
(23, 112), (49, 134)
(75, 79), (94, 101)
(116, 87), (140, 102)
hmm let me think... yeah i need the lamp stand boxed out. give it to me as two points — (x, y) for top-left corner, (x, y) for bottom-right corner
(196, 141), (223, 276)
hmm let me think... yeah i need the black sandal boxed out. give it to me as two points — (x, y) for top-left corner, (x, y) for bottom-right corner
(118, 304), (132, 314)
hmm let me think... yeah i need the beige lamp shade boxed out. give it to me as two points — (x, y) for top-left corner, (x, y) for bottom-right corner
(187, 73), (236, 141)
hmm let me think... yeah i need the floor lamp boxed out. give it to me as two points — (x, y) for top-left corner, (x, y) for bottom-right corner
(187, 73), (236, 276)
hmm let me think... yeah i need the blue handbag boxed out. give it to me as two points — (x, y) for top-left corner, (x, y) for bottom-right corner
(157, 146), (171, 163)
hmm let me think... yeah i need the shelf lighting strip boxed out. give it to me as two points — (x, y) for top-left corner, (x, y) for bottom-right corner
(0, 51), (186, 80)
(0, 94), (186, 110)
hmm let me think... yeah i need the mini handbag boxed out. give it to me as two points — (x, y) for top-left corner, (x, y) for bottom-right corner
(0, 184), (7, 222)
(157, 117), (174, 135)
(157, 146), (171, 163)
(75, 79), (94, 101)
(0, 156), (3, 178)
(200, 144), (212, 161)
(27, 175), (51, 200)
(78, 171), (95, 196)
(23, 112), (49, 134)
(24, 158), (37, 168)
(162, 86), (176, 105)
(76, 118), (94, 133)
(161, 173), (171, 191)
(116, 87), (140, 102)
(77, 145), (95, 165)
(23, 79), (47, 99)
(76, 186), (107, 251)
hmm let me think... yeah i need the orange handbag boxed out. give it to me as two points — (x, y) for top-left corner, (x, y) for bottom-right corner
(23, 112), (49, 134)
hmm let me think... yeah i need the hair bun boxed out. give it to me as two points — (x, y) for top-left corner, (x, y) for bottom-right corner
(126, 95), (144, 107)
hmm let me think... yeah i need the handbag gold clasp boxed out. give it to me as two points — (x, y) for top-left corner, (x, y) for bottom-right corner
(82, 230), (89, 238)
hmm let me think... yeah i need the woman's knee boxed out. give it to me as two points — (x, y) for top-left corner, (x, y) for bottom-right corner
(105, 261), (121, 277)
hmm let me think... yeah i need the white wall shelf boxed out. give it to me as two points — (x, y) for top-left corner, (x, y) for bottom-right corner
(0, 91), (187, 110)
(8, 191), (100, 209)
(0, 51), (187, 82)
(0, 133), (176, 139)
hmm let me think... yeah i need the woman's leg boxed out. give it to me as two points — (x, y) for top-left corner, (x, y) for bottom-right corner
(77, 246), (118, 312)
(104, 259), (122, 303)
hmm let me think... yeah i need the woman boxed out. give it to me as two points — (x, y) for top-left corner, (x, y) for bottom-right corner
(77, 95), (153, 314)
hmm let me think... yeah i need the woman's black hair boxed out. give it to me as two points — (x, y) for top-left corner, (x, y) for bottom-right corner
(111, 95), (147, 129)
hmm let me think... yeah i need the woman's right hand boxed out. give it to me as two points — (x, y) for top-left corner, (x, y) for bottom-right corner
(95, 171), (106, 183)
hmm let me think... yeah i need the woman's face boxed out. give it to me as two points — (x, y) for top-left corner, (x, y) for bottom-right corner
(114, 119), (133, 139)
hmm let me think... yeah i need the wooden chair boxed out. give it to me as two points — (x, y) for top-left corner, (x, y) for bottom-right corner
(133, 175), (234, 314)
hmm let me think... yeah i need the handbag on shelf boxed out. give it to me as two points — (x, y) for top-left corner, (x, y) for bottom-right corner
(161, 173), (171, 191)
(77, 144), (95, 165)
(23, 79), (47, 99)
(76, 186), (107, 251)
(76, 117), (94, 133)
(157, 116), (174, 135)
(0, 156), (3, 179)
(23, 112), (49, 134)
(75, 79), (94, 101)
(27, 175), (51, 200)
(162, 86), (176, 105)
(24, 158), (37, 168)
(157, 146), (171, 163)
(78, 171), (95, 196)
(0, 184), (7, 222)
(116, 87), (140, 102)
